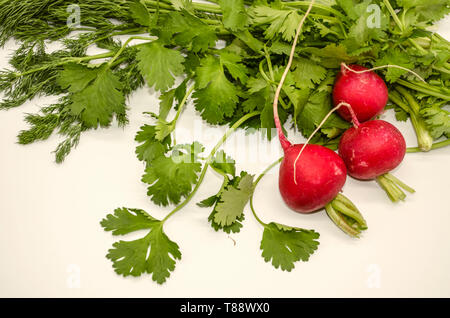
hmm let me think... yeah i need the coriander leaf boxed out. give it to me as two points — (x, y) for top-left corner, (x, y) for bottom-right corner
(219, 51), (249, 84)
(155, 118), (173, 141)
(344, 0), (388, 47)
(291, 58), (328, 89)
(219, 0), (249, 31)
(234, 30), (264, 53)
(303, 43), (358, 68)
(214, 173), (254, 227)
(335, 0), (358, 20)
(142, 142), (204, 206)
(297, 89), (349, 136)
(159, 11), (217, 52)
(397, 0), (450, 23)
(198, 171), (249, 234)
(63, 64), (125, 128)
(211, 150), (236, 177)
(57, 63), (100, 93)
(169, 0), (195, 13)
(135, 124), (171, 164)
(102, 207), (181, 284)
(136, 41), (185, 92)
(158, 89), (176, 121)
(260, 223), (320, 271)
(376, 49), (414, 82)
(209, 209), (245, 234)
(107, 235), (151, 277)
(193, 56), (239, 124)
(129, 0), (151, 26)
(197, 195), (218, 208)
(420, 104), (450, 139)
(249, 5), (303, 41)
(100, 208), (158, 235)
(146, 225), (182, 284)
(247, 74), (268, 94)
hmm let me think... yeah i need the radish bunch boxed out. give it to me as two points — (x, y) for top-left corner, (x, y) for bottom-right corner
(273, 62), (415, 237)
(271, 4), (414, 237)
(333, 64), (415, 202)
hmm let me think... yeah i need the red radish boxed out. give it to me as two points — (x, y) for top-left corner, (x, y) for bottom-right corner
(279, 144), (347, 213)
(333, 64), (388, 123)
(338, 120), (406, 180)
(270, 0), (347, 213)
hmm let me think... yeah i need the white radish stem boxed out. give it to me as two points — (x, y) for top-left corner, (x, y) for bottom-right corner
(273, 0), (315, 152)
(293, 102), (359, 185)
(340, 62), (426, 83)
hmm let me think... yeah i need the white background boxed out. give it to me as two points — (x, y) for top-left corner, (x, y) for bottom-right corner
(0, 15), (449, 298)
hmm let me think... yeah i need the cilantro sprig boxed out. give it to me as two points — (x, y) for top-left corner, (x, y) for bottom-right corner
(101, 111), (260, 283)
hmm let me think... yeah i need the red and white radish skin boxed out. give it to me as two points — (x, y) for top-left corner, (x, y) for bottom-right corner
(333, 64), (388, 123)
(338, 120), (406, 180)
(279, 144), (347, 213)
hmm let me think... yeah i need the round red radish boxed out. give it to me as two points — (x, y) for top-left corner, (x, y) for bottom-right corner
(338, 120), (406, 180)
(278, 144), (347, 213)
(333, 64), (388, 123)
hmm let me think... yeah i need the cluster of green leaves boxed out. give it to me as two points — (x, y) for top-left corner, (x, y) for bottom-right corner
(1, 0), (449, 160)
(1, 0), (449, 284)
(101, 84), (207, 283)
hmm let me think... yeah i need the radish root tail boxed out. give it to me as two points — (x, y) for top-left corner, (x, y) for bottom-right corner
(273, 0), (316, 152)
(341, 62), (426, 83)
(292, 102), (359, 185)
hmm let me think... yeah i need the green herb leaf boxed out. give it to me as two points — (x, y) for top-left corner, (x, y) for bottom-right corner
(135, 124), (171, 164)
(193, 55), (239, 124)
(100, 207), (158, 235)
(260, 223), (320, 271)
(142, 142), (204, 206)
(159, 11), (217, 52)
(249, 5), (303, 42)
(129, 0), (151, 26)
(211, 150), (236, 177)
(59, 64), (125, 128)
(213, 173), (254, 227)
(219, 0), (248, 31)
(102, 207), (181, 284)
(137, 41), (185, 92)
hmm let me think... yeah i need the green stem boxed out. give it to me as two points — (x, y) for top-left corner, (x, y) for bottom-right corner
(407, 139), (450, 153)
(432, 65), (450, 75)
(249, 157), (284, 227)
(161, 111), (261, 223)
(263, 45), (275, 81)
(325, 193), (367, 238)
(393, 86), (433, 151)
(258, 60), (289, 109)
(13, 52), (116, 78)
(85, 28), (148, 47)
(108, 36), (155, 66)
(408, 38), (428, 55)
(383, 0), (404, 32)
(396, 79), (450, 101)
(172, 85), (195, 125)
(376, 172), (415, 203)
(395, 86), (420, 115)
(170, 85), (195, 146)
(144, 0), (222, 13)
